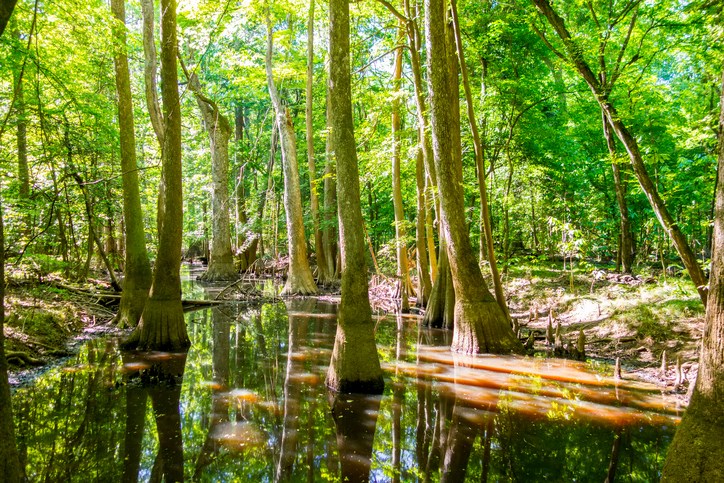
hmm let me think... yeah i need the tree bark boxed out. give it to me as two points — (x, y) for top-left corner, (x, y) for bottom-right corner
(0, 0), (18, 37)
(14, 50), (29, 199)
(391, 23), (411, 312)
(0, 202), (21, 483)
(185, 68), (237, 282)
(306, 0), (330, 284)
(532, 0), (707, 304)
(602, 110), (635, 273)
(661, 60), (724, 483)
(415, 147), (432, 306)
(266, 18), (317, 296)
(450, 0), (509, 319)
(125, 0), (189, 352)
(326, 0), (384, 393)
(140, 0), (166, 237)
(111, 0), (153, 329)
(426, 0), (522, 354)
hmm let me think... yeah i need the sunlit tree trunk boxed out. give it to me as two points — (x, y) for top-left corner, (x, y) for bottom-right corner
(415, 147), (432, 306)
(111, 0), (152, 329)
(602, 111), (635, 273)
(125, 0), (189, 352)
(322, 128), (339, 278)
(661, 61), (724, 483)
(266, 18), (317, 296)
(140, 0), (166, 238)
(326, 0), (383, 393)
(403, 0), (438, 282)
(391, 23), (411, 312)
(450, 0), (509, 320)
(306, 0), (330, 284)
(185, 69), (237, 281)
(14, 41), (29, 200)
(0, 202), (21, 483)
(532, 0), (707, 304)
(425, 0), (522, 354)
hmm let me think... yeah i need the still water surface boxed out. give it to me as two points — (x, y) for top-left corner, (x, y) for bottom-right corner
(12, 273), (682, 482)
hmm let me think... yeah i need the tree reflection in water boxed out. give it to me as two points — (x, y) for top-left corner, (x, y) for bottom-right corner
(121, 351), (187, 483)
(12, 298), (681, 482)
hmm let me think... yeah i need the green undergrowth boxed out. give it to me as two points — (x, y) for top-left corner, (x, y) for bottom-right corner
(4, 283), (88, 367)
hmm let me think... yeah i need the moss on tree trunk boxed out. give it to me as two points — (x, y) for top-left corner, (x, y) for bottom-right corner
(111, 0), (152, 329)
(662, 62), (724, 482)
(425, 0), (522, 355)
(326, 0), (383, 394)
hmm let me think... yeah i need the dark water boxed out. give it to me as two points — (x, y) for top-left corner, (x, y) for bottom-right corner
(11, 274), (682, 482)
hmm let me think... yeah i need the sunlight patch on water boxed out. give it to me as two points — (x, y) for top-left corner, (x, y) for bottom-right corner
(210, 422), (266, 452)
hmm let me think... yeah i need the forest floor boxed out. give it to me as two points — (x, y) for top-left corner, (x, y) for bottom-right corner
(3, 274), (121, 387)
(501, 260), (702, 404)
(3, 260), (704, 403)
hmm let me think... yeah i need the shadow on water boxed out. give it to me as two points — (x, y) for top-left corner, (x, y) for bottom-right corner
(12, 279), (682, 482)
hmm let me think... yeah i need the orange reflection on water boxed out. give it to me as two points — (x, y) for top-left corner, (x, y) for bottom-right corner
(387, 346), (682, 427)
(210, 422), (266, 452)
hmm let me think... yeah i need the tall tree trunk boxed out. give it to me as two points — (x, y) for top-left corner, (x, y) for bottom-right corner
(323, 90), (339, 278)
(532, 0), (707, 304)
(415, 147), (432, 306)
(124, 0), (189, 352)
(661, 60), (724, 483)
(14, 51), (29, 199)
(403, 0), (438, 281)
(450, 0), (509, 319)
(184, 67), (237, 281)
(140, 0), (166, 237)
(391, 23), (411, 312)
(266, 18), (317, 296)
(425, 0), (522, 354)
(602, 110), (635, 273)
(0, 202), (21, 483)
(306, 0), (329, 284)
(111, 0), (153, 328)
(326, 0), (384, 393)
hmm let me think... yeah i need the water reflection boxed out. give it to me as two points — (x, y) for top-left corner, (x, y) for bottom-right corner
(13, 296), (680, 482)
(121, 351), (187, 483)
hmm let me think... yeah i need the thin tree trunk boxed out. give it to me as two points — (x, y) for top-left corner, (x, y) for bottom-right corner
(532, 0), (707, 304)
(391, 23), (410, 312)
(265, 18), (317, 295)
(306, 0), (329, 284)
(326, 0), (384, 393)
(426, 0), (522, 354)
(14, 46), (29, 199)
(416, 147), (432, 306)
(602, 110), (635, 273)
(323, 90), (339, 278)
(71, 173), (121, 292)
(183, 64), (237, 281)
(140, 0), (166, 237)
(111, 0), (152, 328)
(451, 0), (509, 319)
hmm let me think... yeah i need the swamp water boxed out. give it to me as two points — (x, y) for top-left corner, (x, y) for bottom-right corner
(11, 274), (682, 482)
